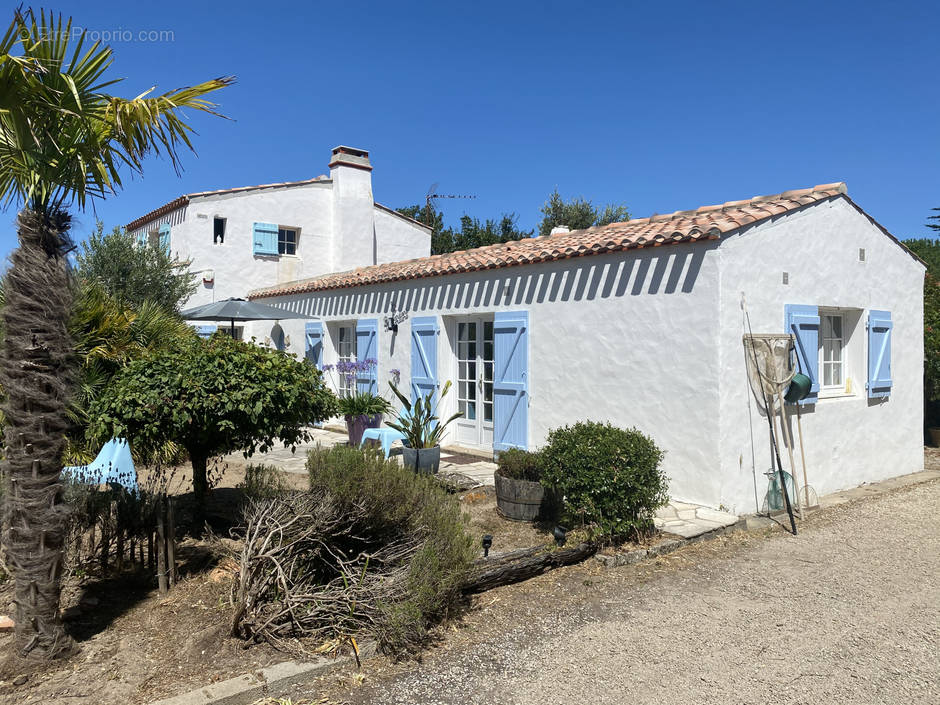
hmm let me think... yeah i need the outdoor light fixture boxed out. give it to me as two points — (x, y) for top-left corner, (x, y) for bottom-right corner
(481, 534), (493, 557)
(553, 526), (567, 547)
(383, 308), (409, 333)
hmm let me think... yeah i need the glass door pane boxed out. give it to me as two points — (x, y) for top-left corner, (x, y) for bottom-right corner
(482, 320), (494, 423)
(457, 322), (477, 421)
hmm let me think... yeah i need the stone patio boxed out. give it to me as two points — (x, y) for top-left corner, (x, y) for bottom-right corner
(225, 426), (498, 485)
(654, 501), (740, 539)
(231, 427), (737, 536)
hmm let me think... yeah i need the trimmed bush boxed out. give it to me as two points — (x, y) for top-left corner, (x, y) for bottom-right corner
(540, 421), (668, 540)
(233, 445), (475, 655)
(307, 446), (476, 636)
(496, 448), (542, 482)
(237, 464), (287, 502)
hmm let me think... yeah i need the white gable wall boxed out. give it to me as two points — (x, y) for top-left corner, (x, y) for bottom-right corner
(128, 183), (430, 311)
(260, 242), (727, 507)
(717, 197), (924, 514)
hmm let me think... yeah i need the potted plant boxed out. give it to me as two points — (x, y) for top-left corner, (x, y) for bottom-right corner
(494, 448), (546, 521)
(322, 358), (390, 446)
(337, 390), (391, 446)
(387, 381), (462, 474)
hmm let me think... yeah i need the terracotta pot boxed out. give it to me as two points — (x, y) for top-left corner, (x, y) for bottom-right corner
(345, 413), (383, 447)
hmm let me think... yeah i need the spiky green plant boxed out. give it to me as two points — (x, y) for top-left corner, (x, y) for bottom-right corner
(386, 381), (462, 449)
(0, 8), (231, 660)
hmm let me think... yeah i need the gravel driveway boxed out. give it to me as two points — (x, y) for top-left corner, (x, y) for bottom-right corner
(330, 479), (940, 705)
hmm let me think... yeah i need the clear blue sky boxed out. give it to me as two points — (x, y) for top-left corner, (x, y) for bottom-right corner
(2, 0), (939, 260)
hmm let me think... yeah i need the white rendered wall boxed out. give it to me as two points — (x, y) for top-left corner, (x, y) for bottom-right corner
(129, 182), (429, 311)
(261, 242), (727, 507)
(374, 206), (432, 266)
(331, 164), (377, 273)
(716, 198), (924, 514)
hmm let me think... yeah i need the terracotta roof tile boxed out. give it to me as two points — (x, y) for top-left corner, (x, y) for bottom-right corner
(249, 183), (848, 299)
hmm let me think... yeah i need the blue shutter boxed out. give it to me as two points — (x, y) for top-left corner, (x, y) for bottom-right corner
(785, 304), (820, 405)
(158, 223), (171, 255)
(135, 231), (147, 248)
(252, 222), (278, 255)
(410, 317), (439, 403)
(356, 319), (378, 394)
(305, 322), (324, 367)
(196, 324), (217, 339)
(493, 311), (529, 451)
(867, 310), (892, 399)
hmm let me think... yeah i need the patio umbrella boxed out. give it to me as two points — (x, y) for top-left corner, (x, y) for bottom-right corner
(180, 297), (317, 338)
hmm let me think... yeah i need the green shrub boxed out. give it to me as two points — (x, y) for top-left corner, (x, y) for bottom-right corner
(496, 448), (542, 482)
(540, 421), (668, 541)
(306, 445), (476, 651)
(237, 464), (287, 501)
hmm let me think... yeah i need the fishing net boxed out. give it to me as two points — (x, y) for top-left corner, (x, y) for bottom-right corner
(743, 334), (795, 407)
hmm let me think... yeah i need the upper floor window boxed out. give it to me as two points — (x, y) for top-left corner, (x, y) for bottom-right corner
(278, 227), (297, 255)
(213, 217), (226, 244)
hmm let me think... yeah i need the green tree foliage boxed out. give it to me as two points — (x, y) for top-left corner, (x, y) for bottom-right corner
(537, 189), (630, 237)
(397, 205), (533, 255)
(902, 238), (940, 409)
(903, 238), (940, 278)
(67, 283), (196, 463)
(88, 334), (337, 513)
(75, 222), (197, 312)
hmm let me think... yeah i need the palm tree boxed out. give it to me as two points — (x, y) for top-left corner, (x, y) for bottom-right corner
(0, 9), (232, 660)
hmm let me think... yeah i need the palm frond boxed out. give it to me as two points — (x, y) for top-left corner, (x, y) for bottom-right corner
(0, 8), (234, 213)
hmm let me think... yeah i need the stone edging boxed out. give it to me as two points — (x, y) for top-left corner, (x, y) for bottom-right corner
(145, 651), (364, 705)
(595, 519), (747, 568)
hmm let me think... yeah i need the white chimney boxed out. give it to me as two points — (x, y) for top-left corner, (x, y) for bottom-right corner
(329, 146), (375, 271)
(550, 225), (570, 236)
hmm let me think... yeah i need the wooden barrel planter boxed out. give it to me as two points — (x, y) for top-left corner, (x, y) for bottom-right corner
(494, 469), (545, 521)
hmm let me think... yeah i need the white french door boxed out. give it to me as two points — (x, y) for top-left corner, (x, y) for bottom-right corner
(454, 317), (494, 448)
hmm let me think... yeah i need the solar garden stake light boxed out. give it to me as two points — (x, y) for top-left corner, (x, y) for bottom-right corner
(553, 526), (567, 547)
(482, 534), (493, 557)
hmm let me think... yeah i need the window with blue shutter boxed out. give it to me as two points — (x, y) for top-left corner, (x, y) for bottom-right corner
(867, 310), (892, 399)
(493, 311), (528, 451)
(158, 223), (171, 255)
(252, 222), (279, 255)
(410, 317), (439, 403)
(196, 324), (217, 339)
(135, 231), (147, 248)
(305, 322), (324, 368)
(784, 304), (819, 404)
(355, 319), (378, 394)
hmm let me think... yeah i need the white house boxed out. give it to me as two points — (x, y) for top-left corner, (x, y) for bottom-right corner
(247, 182), (924, 515)
(125, 146), (431, 339)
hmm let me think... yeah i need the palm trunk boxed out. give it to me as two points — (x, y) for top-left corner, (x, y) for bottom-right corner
(0, 208), (75, 659)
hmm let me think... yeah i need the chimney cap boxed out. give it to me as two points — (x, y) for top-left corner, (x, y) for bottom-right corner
(329, 145), (372, 171)
(550, 225), (570, 236)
